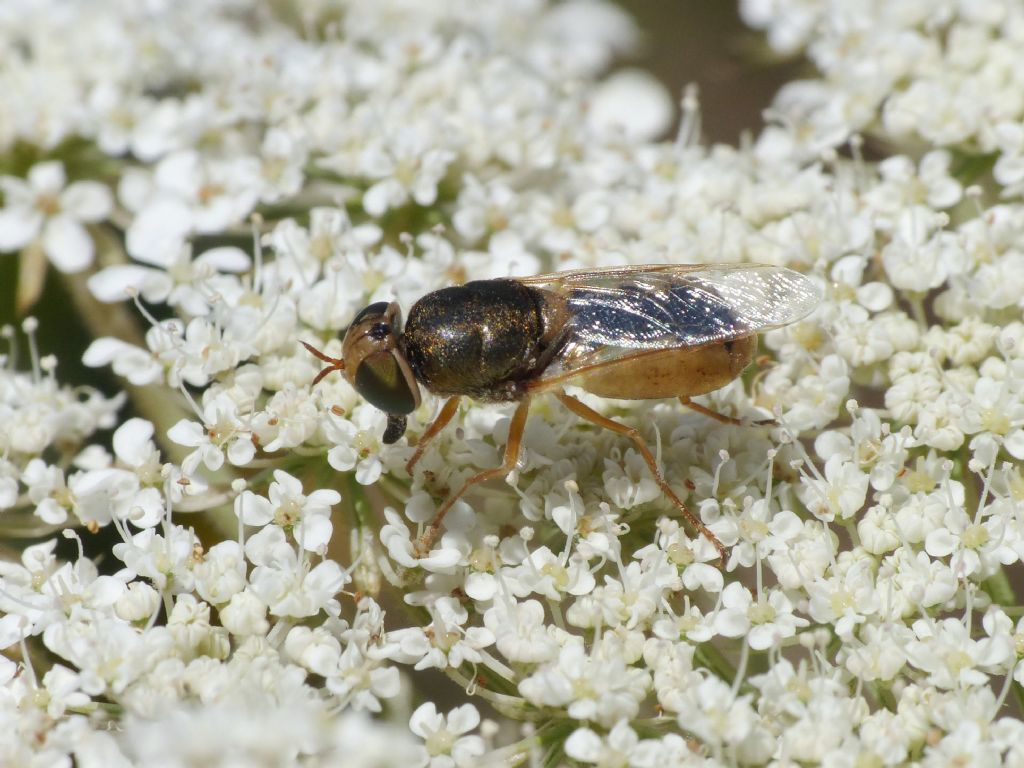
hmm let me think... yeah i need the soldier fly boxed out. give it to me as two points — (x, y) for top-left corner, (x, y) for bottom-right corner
(303, 264), (820, 562)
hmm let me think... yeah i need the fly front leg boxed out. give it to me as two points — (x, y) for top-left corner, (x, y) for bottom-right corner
(558, 390), (728, 565)
(415, 397), (531, 556)
(406, 396), (461, 475)
(679, 396), (776, 428)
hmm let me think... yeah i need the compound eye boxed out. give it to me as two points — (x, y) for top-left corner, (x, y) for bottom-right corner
(350, 301), (391, 329)
(353, 350), (419, 415)
(369, 322), (391, 340)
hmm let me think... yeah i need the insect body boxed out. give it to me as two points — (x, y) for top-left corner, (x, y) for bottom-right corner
(304, 264), (820, 561)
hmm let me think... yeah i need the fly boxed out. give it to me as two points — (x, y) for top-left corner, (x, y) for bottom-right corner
(303, 263), (820, 562)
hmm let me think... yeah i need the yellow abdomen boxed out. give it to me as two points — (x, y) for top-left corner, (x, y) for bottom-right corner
(575, 336), (756, 400)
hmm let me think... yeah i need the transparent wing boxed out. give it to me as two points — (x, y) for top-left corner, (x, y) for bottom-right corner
(528, 264), (820, 385)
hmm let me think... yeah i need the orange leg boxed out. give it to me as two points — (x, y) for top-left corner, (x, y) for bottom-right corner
(406, 396), (461, 475)
(679, 396), (776, 428)
(558, 391), (727, 565)
(415, 397), (531, 555)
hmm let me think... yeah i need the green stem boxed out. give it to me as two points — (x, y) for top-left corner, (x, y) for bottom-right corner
(695, 640), (737, 683)
(1012, 680), (1024, 716)
(533, 718), (579, 768)
(349, 475), (374, 533)
(981, 568), (1018, 606)
(905, 291), (928, 330)
(867, 680), (897, 711)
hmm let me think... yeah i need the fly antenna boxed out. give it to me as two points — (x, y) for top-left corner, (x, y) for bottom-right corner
(301, 340), (345, 385)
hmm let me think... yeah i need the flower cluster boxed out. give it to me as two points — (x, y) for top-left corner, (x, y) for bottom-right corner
(0, 318), (125, 528)
(2, 0), (1024, 765)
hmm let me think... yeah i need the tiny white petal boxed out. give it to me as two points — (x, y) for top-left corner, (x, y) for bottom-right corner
(126, 197), (192, 261)
(0, 206), (42, 250)
(227, 438), (256, 466)
(588, 69), (673, 140)
(167, 419), (205, 448)
(565, 728), (604, 761)
(195, 245), (252, 272)
(60, 181), (113, 221)
(113, 418), (155, 462)
(296, 516), (333, 551)
(88, 265), (169, 303)
(43, 215), (94, 272)
(28, 161), (66, 193)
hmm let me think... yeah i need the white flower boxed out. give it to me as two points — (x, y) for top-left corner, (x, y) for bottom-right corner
(673, 674), (759, 750)
(379, 507), (464, 572)
(923, 505), (1016, 579)
(238, 470), (340, 553)
(383, 596), (496, 673)
(357, 129), (455, 217)
(482, 599), (559, 664)
(0, 161), (111, 272)
(798, 454), (869, 522)
(816, 406), (910, 492)
(168, 394), (255, 474)
(115, 582), (160, 624)
(257, 126), (308, 203)
(250, 387), (320, 453)
(805, 554), (880, 640)
(65, 467), (149, 529)
(713, 582), (809, 650)
(123, 150), (260, 262)
(905, 616), (1009, 690)
(565, 557), (674, 631)
(922, 721), (1003, 767)
(244, 526), (348, 618)
(728, 499), (802, 573)
(518, 640), (650, 727)
(88, 244), (250, 315)
(643, 635), (701, 714)
(325, 641), (400, 713)
(602, 448), (662, 509)
(284, 625), (343, 676)
(507, 545), (596, 599)
(864, 151), (962, 224)
(452, 175), (517, 243)
(83, 334), (165, 386)
(193, 541), (247, 605)
(883, 548), (959, 617)
(587, 69), (673, 141)
(960, 368), (1024, 460)
(113, 524), (197, 594)
(565, 720), (643, 766)
(170, 316), (256, 388)
(769, 353), (850, 431)
(324, 405), (390, 485)
(880, 206), (958, 292)
(765, 519), (835, 591)
(409, 703), (484, 768)
(14, 0), (1024, 760)
(218, 590), (269, 637)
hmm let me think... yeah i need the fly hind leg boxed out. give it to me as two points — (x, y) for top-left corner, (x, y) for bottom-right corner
(414, 397), (531, 556)
(558, 390), (728, 565)
(679, 396), (776, 427)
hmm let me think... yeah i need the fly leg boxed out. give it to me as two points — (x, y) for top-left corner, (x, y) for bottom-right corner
(415, 397), (531, 556)
(679, 396), (775, 427)
(558, 390), (728, 565)
(406, 396), (461, 475)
